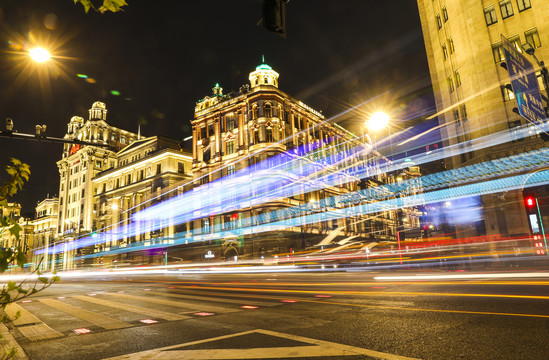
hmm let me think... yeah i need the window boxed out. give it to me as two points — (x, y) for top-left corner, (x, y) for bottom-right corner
(266, 128), (273, 142)
(252, 105), (258, 120)
(120, 136), (126, 144)
(253, 130), (259, 144)
(484, 6), (497, 25)
(516, 0), (531, 12)
(453, 109), (460, 121)
(60, 197), (63, 206)
(460, 104), (468, 121)
(492, 43), (505, 63)
(200, 126), (206, 139)
(448, 76), (455, 93)
(448, 38), (455, 54)
(502, 84), (515, 101)
(226, 115), (235, 131)
(178, 162), (185, 173)
(227, 165), (236, 178)
(525, 29), (541, 49)
(294, 116), (300, 130)
(81, 189), (85, 198)
(264, 103), (272, 117)
(226, 141), (234, 155)
(509, 36), (522, 52)
(442, 44), (448, 60)
(499, 0), (514, 19)
(156, 163), (162, 174)
(436, 14), (442, 29)
(95, 160), (102, 168)
(442, 6), (448, 22)
(455, 70), (461, 88)
(509, 120), (522, 142)
(207, 123), (214, 137)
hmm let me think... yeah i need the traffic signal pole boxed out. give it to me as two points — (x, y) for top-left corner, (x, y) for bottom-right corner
(535, 198), (548, 255)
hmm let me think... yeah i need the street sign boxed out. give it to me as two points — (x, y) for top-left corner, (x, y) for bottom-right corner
(501, 34), (545, 126)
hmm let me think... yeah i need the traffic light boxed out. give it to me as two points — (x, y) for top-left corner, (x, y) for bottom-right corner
(525, 196), (536, 208)
(262, 0), (288, 38)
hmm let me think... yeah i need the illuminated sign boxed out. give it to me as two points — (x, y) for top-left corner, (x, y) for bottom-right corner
(69, 144), (82, 156)
(204, 250), (215, 259)
(529, 214), (540, 233)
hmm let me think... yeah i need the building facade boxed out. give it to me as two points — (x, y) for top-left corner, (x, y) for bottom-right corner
(91, 136), (193, 266)
(417, 0), (548, 238)
(56, 101), (138, 269)
(190, 62), (397, 261)
(29, 197), (58, 271)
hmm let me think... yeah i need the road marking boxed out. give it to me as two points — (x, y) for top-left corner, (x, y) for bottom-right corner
(103, 329), (419, 360)
(17, 324), (63, 342)
(5, 303), (42, 326)
(144, 290), (279, 306)
(74, 295), (189, 321)
(39, 298), (131, 330)
(106, 292), (239, 314)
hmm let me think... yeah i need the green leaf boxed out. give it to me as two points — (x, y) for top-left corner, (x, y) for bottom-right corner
(7, 281), (16, 291)
(38, 277), (48, 284)
(51, 276), (61, 282)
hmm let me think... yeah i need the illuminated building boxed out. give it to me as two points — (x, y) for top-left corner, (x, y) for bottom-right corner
(91, 136), (193, 266)
(0, 202), (22, 249)
(29, 197), (59, 271)
(56, 101), (138, 269)
(191, 62), (397, 260)
(417, 0), (548, 237)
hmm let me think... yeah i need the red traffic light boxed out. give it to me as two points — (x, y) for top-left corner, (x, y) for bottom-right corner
(525, 197), (536, 207)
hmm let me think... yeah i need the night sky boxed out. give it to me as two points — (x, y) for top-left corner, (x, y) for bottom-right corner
(0, 0), (433, 215)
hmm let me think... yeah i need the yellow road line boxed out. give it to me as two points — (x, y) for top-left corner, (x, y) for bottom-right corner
(74, 295), (189, 321)
(39, 298), (131, 330)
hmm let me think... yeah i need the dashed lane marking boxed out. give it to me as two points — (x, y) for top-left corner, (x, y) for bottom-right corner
(39, 298), (131, 330)
(74, 295), (189, 321)
(103, 329), (420, 360)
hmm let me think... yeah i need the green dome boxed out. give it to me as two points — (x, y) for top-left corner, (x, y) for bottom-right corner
(256, 63), (273, 71)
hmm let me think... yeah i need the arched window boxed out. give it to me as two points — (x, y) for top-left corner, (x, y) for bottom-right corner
(264, 103), (272, 118)
(266, 128), (273, 142)
(252, 105), (259, 120)
(264, 76), (269, 84)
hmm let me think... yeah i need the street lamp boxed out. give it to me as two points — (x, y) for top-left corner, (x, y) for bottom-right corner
(28, 47), (51, 63)
(366, 111), (390, 132)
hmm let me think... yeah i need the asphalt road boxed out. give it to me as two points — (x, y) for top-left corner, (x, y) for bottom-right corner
(3, 269), (549, 359)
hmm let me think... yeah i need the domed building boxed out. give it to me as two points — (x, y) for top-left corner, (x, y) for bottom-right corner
(190, 62), (396, 261)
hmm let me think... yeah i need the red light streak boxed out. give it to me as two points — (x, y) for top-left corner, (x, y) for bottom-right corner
(314, 295), (332, 298)
(281, 299), (298, 303)
(73, 328), (91, 334)
(241, 305), (259, 309)
(140, 319), (158, 324)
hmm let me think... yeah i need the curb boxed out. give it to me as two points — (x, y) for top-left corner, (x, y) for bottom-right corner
(0, 323), (28, 360)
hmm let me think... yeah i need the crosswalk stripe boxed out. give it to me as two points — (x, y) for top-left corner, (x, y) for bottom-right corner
(107, 292), (239, 314)
(17, 324), (63, 342)
(74, 295), (189, 321)
(144, 291), (280, 307)
(39, 299), (131, 330)
(5, 303), (42, 326)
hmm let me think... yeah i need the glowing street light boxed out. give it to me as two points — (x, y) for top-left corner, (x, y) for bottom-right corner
(28, 47), (51, 63)
(366, 111), (390, 132)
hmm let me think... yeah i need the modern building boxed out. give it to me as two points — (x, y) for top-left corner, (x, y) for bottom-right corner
(91, 136), (193, 266)
(190, 62), (398, 261)
(56, 101), (138, 269)
(417, 0), (548, 238)
(29, 197), (59, 271)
